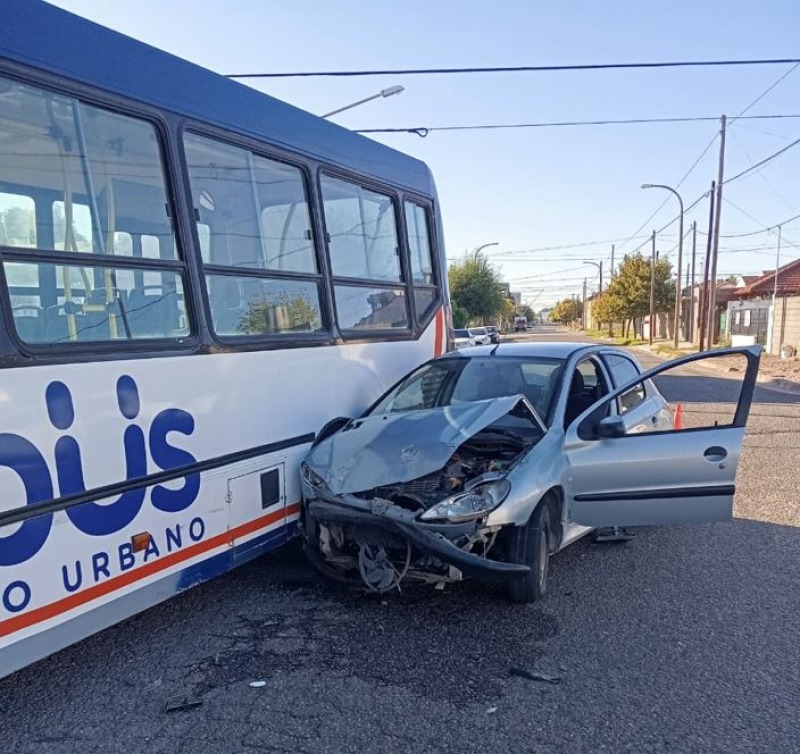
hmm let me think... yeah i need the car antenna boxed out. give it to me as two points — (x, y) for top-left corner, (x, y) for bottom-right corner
(490, 342), (500, 356)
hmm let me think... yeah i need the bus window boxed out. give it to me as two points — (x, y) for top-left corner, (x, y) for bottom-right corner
(334, 285), (408, 331)
(320, 177), (401, 283)
(183, 132), (324, 338)
(0, 192), (36, 248)
(205, 275), (323, 336)
(404, 201), (438, 321)
(405, 202), (434, 285)
(52, 201), (93, 253)
(0, 74), (190, 345)
(254, 156), (316, 274)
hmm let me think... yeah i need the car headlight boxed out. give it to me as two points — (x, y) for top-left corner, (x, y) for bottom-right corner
(420, 479), (511, 523)
(301, 462), (330, 495)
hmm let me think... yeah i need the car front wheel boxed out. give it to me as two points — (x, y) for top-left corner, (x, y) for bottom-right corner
(506, 501), (552, 603)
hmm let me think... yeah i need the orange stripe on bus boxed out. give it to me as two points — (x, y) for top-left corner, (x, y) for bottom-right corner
(433, 308), (444, 356)
(0, 503), (301, 639)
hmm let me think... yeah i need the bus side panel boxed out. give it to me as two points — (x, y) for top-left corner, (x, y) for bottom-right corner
(0, 323), (443, 677)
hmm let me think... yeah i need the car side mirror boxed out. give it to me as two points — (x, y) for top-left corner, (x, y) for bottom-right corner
(311, 416), (352, 448)
(595, 415), (626, 439)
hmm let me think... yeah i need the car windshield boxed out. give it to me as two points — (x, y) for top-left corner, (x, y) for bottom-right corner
(469, 327), (487, 335)
(453, 328), (470, 338)
(368, 356), (565, 423)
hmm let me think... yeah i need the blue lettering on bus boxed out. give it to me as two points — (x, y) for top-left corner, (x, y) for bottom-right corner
(91, 552), (111, 582)
(165, 525), (182, 552)
(61, 561), (82, 593)
(2, 580), (32, 613)
(150, 408), (201, 513)
(189, 517), (205, 542)
(0, 435), (54, 567)
(118, 542), (135, 571)
(0, 375), (200, 567)
(57, 378), (149, 536)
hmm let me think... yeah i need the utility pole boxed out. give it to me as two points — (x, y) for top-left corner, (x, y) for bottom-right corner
(770, 224), (783, 354)
(610, 244), (615, 280)
(649, 229), (656, 346)
(706, 115), (726, 347)
(689, 221), (697, 343)
(683, 262), (690, 341)
(582, 278), (587, 329)
(699, 181), (716, 351)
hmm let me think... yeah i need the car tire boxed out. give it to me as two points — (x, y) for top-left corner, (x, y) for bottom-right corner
(506, 501), (552, 604)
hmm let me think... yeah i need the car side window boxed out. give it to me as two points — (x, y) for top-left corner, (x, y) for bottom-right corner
(564, 358), (609, 428)
(604, 354), (646, 414)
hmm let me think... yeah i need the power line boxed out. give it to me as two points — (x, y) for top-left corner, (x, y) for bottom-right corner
(614, 131), (718, 255)
(226, 57), (800, 79)
(723, 133), (800, 185)
(615, 66), (800, 260)
(356, 113), (800, 137)
(696, 210), (800, 237)
(729, 63), (800, 123)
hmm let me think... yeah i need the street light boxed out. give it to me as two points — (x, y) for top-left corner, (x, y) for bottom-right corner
(321, 85), (404, 119)
(641, 183), (684, 348)
(473, 241), (499, 256)
(583, 260), (603, 293)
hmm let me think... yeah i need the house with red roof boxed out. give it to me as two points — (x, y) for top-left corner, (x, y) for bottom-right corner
(728, 258), (800, 355)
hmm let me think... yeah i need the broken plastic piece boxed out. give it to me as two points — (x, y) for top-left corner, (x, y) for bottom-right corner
(249, 680), (267, 688)
(593, 527), (635, 543)
(510, 666), (561, 684)
(164, 695), (203, 713)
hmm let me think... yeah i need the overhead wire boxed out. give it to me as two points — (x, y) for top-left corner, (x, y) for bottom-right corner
(226, 57), (800, 78)
(355, 113), (800, 137)
(612, 63), (800, 260)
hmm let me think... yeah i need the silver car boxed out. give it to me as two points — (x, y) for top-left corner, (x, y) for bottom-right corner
(300, 343), (760, 602)
(467, 326), (492, 345)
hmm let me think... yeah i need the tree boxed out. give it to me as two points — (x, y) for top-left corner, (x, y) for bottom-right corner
(501, 297), (517, 329)
(551, 297), (583, 325)
(448, 251), (506, 325)
(591, 291), (625, 336)
(604, 253), (675, 337)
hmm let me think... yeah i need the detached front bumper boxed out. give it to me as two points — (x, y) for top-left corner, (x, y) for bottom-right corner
(303, 496), (530, 582)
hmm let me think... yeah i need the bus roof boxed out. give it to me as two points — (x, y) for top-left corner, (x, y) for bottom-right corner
(1, 1), (435, 196)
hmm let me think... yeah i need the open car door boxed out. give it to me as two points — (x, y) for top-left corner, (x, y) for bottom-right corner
(564, 346), (761, 527)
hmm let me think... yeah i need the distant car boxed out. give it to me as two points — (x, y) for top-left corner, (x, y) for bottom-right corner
(467, 326), (491, 345)
(485, 325), (500, 344)
(514, 317), (527, 332)
(453, 328), (476, 349)
(300, 343), (760, 603)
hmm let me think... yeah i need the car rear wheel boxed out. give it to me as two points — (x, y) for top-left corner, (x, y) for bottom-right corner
(506, 501), (552, 603)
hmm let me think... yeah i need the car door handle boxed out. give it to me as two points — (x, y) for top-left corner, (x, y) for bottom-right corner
(703, 446), (727, 462)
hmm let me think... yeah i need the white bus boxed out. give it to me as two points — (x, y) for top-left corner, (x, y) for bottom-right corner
(0, 1), (450, 678)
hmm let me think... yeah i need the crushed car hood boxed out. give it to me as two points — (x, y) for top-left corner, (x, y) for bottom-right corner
(305, 395), (541, 495)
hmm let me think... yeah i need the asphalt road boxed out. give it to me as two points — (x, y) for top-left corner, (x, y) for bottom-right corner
(3, 329), (799, 754)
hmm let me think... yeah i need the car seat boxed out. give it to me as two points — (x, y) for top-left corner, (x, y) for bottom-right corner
(564, 370), (595, 427)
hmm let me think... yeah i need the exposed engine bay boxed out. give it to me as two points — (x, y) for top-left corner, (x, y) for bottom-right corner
(301, 400), (542, 594)
(360, 429), (527, 514)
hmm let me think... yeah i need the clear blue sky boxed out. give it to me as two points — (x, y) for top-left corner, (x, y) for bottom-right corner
(49, 0), (800, 307)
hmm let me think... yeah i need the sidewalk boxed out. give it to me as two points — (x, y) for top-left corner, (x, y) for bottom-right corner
(631, 340), (800, 396)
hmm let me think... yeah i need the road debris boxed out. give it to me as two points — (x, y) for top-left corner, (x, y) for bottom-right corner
(510, 666), (561, 684)
(249, 680), (267, 688)
(164, 695), (204, 713)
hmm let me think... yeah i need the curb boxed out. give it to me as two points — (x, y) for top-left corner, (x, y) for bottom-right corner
(627, 344), (800, 397)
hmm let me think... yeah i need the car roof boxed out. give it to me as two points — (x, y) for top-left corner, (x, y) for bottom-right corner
(442, 342), (598, 359)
